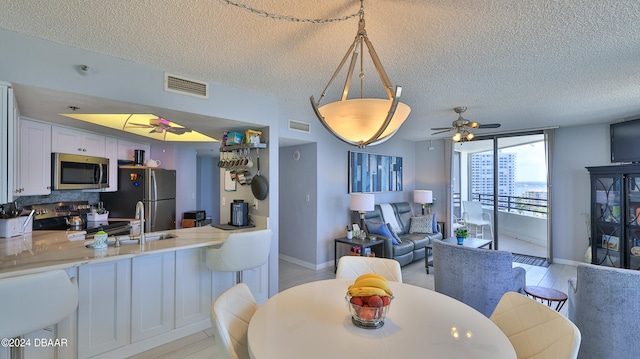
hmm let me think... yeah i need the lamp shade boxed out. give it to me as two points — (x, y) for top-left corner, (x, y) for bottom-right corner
(413, 190), (433, 204)
(318, 99), (411, 145)
(350, 193), (375, 212)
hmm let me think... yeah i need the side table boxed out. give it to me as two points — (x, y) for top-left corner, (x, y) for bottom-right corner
(523, 286), (568, 311)
(334, 237), (385, 273)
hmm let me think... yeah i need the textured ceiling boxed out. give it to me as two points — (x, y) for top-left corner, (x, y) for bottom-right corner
(2, 0), (640, 142)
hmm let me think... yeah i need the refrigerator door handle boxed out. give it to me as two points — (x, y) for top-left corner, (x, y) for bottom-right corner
(151, 170), (158, 201)
(152, 201), (157, 233)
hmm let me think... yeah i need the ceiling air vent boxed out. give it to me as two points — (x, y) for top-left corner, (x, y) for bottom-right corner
(289, 119), (311, 133)
(164, 73), (209, 99)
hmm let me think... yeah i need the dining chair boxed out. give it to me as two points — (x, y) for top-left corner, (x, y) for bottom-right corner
(210, 282), (258, 359)
(335, 256), (403, 282)
(0, 270), (78, 359)
(432, 239), (525, 317)
(205, 229), (273, 284)
(462, 200), (493, 239)
(567, 264), (640, 359)
(490, 292), (581, 359)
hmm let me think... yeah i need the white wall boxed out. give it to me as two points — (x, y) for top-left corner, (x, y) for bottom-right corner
(552, 123), (611, 264)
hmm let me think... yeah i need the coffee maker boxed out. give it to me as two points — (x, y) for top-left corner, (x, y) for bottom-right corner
(229, 200), (249, 226)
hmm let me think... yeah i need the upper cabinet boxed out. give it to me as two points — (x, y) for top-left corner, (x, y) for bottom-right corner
(51, 126), (106, 157)
(117, 139), (150, 163)
(17, 119), (52, 196)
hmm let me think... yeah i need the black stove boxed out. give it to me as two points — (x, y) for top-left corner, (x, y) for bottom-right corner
(27, 201), (131, 237)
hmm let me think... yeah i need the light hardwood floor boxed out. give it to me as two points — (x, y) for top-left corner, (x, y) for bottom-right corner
(128, 258), (577, 359)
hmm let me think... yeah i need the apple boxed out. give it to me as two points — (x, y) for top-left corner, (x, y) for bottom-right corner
(350, 296), (364, 307)
(359, 306), (376, 320)
(368, 295), (383, 308)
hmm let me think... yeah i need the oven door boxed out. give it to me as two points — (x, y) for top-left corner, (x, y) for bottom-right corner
(52, 153), (109, 190)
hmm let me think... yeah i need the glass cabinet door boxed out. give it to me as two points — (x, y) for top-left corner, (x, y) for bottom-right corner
(627, 176), (640, 270)
(593, 176), (622, 267)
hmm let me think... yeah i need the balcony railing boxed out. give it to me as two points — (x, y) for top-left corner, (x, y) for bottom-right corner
(470, 193), (548, 218)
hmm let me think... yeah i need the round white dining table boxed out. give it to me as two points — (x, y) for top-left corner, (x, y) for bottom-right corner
(248, 279), (516, 359)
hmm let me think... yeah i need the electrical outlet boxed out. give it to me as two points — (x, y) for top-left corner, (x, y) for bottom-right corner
(222, 197), (226, 206)
(253, 199), (258, 210)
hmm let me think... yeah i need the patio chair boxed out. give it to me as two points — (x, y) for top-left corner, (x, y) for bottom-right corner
(490, 292), (581, 359)
(462, 201), (493, 239)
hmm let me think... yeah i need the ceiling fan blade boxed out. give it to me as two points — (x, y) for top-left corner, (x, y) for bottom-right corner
(166, 127), (192, 135)
(431, 129), (453, 136)
(128, 122), (154, 128)
(478, 123), (501, 129)
(430, 127), (454, 131)
(149, 127), (164, 134)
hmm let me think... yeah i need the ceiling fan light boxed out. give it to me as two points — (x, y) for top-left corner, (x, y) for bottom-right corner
(466, 131), (475, 141)
(452, 131), (462, 142)
(469, 121), (479, 129)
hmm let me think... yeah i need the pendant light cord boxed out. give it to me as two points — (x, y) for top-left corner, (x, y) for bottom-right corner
(219, 0), (364, 24)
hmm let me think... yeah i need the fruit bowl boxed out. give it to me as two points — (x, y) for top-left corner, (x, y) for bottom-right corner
(345, 295), (393, 329)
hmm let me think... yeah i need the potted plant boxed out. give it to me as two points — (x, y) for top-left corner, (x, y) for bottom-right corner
(454, 228), (468, 245)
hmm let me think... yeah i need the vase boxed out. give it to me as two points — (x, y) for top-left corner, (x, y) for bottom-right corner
(456, 237), (464, 245)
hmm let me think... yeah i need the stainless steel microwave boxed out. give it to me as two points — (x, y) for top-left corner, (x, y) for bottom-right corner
(52, 153), (109, 190)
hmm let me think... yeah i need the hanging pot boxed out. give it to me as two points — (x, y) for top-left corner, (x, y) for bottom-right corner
(251, 149), (269, 200)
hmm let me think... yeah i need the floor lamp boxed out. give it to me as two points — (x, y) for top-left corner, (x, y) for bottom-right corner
(414, 190), (433, 215)
(350, 193), (375, 237)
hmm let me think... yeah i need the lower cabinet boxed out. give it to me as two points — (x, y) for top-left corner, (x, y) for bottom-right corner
(175, 248), (212, 328)
(78, 259), (131, 359)
(131, 252), (175, 342)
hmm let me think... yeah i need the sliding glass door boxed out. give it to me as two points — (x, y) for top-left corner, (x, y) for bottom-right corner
(453, 132), (550, 260)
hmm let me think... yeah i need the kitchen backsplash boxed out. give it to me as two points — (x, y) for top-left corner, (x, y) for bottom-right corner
(16, 191), (100, 207)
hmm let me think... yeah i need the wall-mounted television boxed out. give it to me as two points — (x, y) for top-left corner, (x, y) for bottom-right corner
(611, 118), (640, 163)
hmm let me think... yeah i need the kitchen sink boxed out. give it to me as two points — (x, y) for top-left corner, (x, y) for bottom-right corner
(84, 232), (177, 248)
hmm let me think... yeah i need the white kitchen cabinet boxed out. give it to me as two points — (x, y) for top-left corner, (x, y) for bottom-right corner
(51, 126), (106, 157)
(117, 139), (150, 162)
(0, 82), (16, 203)
(16, 119), (51, 196)
(131, 252), (175, 342)
(103, 136), (118, 192)
(77, 259), (131, 359)
(175, 248), (212, 327)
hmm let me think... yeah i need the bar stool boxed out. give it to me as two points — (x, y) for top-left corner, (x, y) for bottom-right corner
(0, 270), (79, 359)
(206, 229), (273, 284)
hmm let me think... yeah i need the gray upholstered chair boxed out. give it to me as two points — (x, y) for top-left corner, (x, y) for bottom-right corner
(432, 239), (526, 317)
(568, 263), (640, 359)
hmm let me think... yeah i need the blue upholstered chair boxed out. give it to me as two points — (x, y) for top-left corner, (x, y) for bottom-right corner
(431, 239), (526, 317)
(568, 263), (640, 359)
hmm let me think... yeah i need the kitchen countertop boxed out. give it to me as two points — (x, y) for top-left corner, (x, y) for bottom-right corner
(0, 224), (265, 278)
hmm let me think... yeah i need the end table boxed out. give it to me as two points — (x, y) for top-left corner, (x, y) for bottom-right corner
(334, 237), (385, 273)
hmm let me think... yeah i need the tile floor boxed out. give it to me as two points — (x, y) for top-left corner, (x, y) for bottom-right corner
(128, 258), (577, 359)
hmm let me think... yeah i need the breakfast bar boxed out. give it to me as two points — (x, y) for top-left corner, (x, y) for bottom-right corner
(0, 223), (269, 359)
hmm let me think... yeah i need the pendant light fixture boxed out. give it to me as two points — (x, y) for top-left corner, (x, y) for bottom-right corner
(310, 0), (411, 148)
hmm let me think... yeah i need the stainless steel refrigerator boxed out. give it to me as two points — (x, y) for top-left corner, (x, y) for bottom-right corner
(100, 168), (176, 232)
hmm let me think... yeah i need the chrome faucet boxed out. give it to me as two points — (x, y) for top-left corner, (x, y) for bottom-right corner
(135, 201), (146, 245)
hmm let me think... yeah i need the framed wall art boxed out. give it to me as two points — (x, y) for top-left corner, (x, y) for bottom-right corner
(348, 151), (403, 193)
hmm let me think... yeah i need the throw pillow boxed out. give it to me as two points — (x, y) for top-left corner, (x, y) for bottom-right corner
(385, 223), (402, 244)
(366, 221), (400, 245)
(431, 213), (438, 233)
(409, 215), (433, 234)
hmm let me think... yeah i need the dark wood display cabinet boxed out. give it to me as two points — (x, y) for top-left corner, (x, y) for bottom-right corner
(587, 165), (640, 269)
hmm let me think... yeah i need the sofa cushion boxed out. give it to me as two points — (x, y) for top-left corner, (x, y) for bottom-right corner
(385, 223), (403, 244)
(409, 216), (433, 234)
(393, 240), (415, 256)
(400, 233), (430, 250)
(366, 221), (399, 245)
(431, 213), (438, 233)
(391, 202), (413, 234)
(379, 203), (402, 234)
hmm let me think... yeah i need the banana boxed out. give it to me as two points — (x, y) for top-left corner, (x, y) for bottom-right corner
(347, 286), (388, 298)
(355, 273), (387, 282)
(350, 278), (393, 296)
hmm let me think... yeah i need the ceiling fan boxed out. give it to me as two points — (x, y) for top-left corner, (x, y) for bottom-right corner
(126, 117), (192, 135)
(431, 107), (501, 142)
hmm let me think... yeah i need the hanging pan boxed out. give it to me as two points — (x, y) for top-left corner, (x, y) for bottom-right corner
(251, 148), (269, 200)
